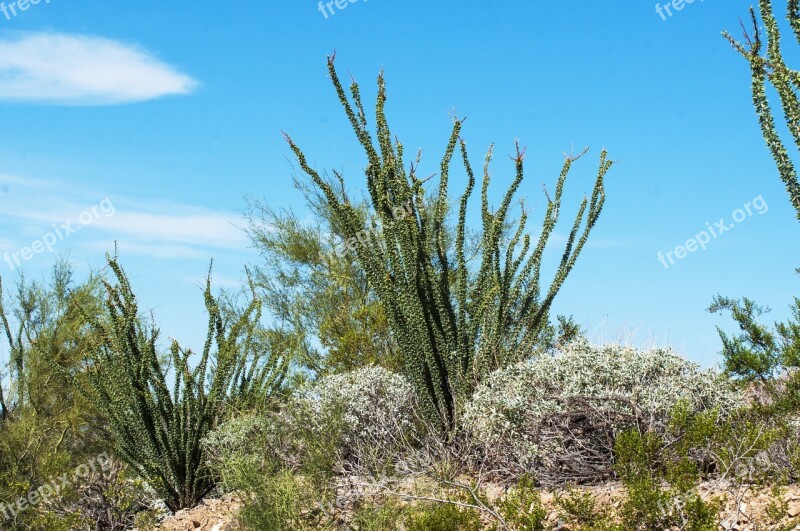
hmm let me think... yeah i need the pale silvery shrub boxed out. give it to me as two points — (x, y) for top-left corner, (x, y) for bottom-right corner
(293, 365), (417, 452)
(203, 367), (416, 480)
(462, 339), (744, 473)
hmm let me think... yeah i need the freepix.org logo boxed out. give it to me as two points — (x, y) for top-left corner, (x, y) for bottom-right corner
(657, 195), (768, 270)
(1, 0), (50, 22)
(655, 0), (705, 21)
(3, 197), (116, 271)
(317, 0), (368, 19)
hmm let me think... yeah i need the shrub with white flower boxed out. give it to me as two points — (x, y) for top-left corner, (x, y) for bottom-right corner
(461, 339), (744, 480)
(292, 366), (417, 453)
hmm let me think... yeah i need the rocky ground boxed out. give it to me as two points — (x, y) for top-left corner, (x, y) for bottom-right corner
(155, 494), (241, 531)
(153, 483), (800, 530)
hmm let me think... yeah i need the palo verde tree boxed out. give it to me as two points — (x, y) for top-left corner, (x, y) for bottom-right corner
(69, 254), (288, 511)
(283, 56), (613, 431)
(0, 261), (104, 426)
(724, 0), (800, 220)
(0, 262), (112, 528)
(245, 196), (399, 377)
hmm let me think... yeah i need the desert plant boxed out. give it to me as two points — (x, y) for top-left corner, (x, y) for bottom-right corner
(498, 474), (547, 530)
(462, 339), (743, 484)
(724, 0), (800, 220)
(291, 366), (417, 460)
(66, 255), (287, 511)
(245, 196), (400, 377)
(0, 262), (119, 530)
(205, 366), (418, 485)
(554, 486), (597, 526)
(204, 409), (343, 530)
(284, 55), (613, 431)
(405, 501), (483, 531)
(351, 498), (406, 530)
(709, 295), (800, 405)
(0, 261), (104, 422)
(614, 428), (721, 531)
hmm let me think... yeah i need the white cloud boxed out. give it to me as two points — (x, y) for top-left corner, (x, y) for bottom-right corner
(0, 32), (197, 104)
(91, 210), (249, 249)
(0, 174), (251, 261)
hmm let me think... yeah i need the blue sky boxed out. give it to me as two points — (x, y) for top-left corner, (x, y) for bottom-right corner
(0, 0), (798, 367)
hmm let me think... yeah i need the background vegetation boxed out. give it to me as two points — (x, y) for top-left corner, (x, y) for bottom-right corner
(3, 1), (800, 528)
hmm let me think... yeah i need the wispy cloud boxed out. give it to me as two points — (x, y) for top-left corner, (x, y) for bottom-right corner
(80, 241), (210, 260)
(91, 210), (248, 249)
(0, 175), (250, 262)
(0, 32), (197, 105)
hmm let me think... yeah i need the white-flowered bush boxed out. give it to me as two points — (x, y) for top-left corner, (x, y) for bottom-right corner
(461, 339), (744, 476)
(203, 366), (417, 479)
(292, 365), (417, 453)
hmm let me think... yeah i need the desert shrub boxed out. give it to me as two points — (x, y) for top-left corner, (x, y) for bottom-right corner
(554, 486), (597, 526)
(614, 428), (722, 531)
(236, 470), (337, 531)
(204, 366), (417, 485)
(0, 455), (155, 531)
(202, 408), (340, 530)
(0, 263), (146, 530)
(291, 366), (417, 461)
(351, 498), (405, 530)
(204, 368), (415, 530)
(462, 339), (743, 483)
(498, 474), (547, 530)
(708, 294), (800, 481)
(405, 501), (483, 531)
(245, 198), (401, 377)
(201, 412), (275, 489)
(204, 421), (339, 531)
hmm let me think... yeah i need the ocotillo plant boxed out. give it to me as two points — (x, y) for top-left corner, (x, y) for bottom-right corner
(284, 56), (613, 431)
(72, 255), (287, 511)
(724, 0), (800, 220)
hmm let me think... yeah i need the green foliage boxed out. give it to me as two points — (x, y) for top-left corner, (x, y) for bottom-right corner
(284, 56), (613, 430)
(724, 0), (800, 220)
(709, 295), (800, 406)
(235, 470), (335, 531)
(613, 413), (723, 531)
(67, 255), (286, 511)
(0, 262), (134, 529)
(204, 395), (346, 528)
(245, 198), (399, 376)
(498, 475), (547, 531)
(405, 501), (483, 531)
(766, 486), (790, 523)
(351, 499), (405, 530)
(0, 261), (104, 424)
(554, 487), (597, 526)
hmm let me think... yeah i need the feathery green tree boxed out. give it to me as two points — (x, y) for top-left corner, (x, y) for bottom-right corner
(724, 0), (800, 219)
(245, 196), (398, 377)
(283, 56), (613, 430)
(0, 262), (111, 528)
(0, 261), (104, 426)
(70, 255), (287, 511)
(709, 295), (800, 406)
